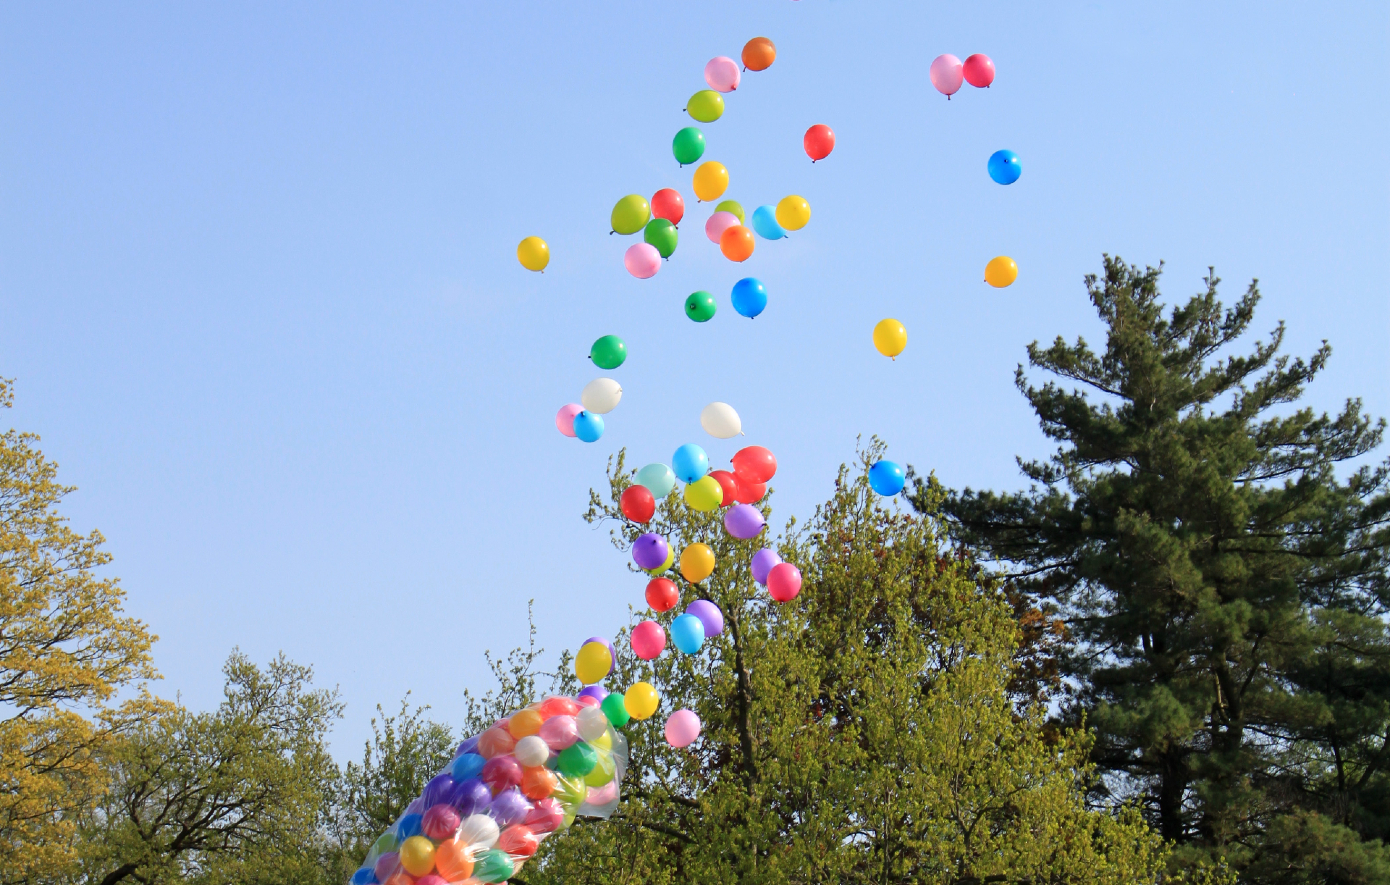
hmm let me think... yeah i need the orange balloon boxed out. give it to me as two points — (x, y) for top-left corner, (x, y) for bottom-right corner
(720, 225), (755, 262)
(476, 726), (515, 759)
(435, 839), (475, 883)
(508, 708), (544, 738)
(521, 765), (557, 800)
(742, 37), (776, 72)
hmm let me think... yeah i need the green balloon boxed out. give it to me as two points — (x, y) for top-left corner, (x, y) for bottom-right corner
(714, 200), (745, 225)
(371, 831), (397, 855)
(643, 218), (678, 259)
(686, 90), (724, 123)
(590, 335), (626, 370)
(685, 290), (717, 322)
(611, 194), (650, 235)
(557, 741), (598, 778)
(472, 849), (515, 884)
(601, 691), (631, 729)
(672, 126), (706, 166)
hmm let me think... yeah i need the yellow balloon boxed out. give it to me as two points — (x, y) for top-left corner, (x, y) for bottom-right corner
(399, 836), (436, 877)
(624, 682), (659, 720)
(984, 256), (1018, 288)
(692, 161), (729, 202)
(591, 730), (613, 752)
(680, 543), (716, 583)
(516, 236), (549, 272)
(686, 90), (724, 123)
(574, 641), (613, 685)
(873, 318), (907, 359)
(583, 749), (616, 787)
(683, 475), (723, 512)
(775, 195), (811, 231)
(644, 543), (675, 576)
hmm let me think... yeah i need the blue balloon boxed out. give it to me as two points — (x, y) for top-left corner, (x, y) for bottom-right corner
(396, 812), (424, 840)
(671, 613), (706, 654)
(868, 460), (906, 496)
(731, 277), (767, 319)
(573, 410), (604, 442)
(450, 751), (485, 782)
(351, 868), (378, 885)
(750, 205), (786, 240)
(671, 444), (709, 483)
(987, 150), (1022, 185)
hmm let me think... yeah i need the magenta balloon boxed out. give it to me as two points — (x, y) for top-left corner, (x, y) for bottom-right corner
(538, 715), (580, 751)
(704, 211), (739, 243)
(750, 548), (782, 585)
(556, 404), (582, 438)
(685, 599), (724, 638)
(929, 54), (964, 96)
(630, 620), (667, 660)
(704, 56), (740, 93)
(723, 503), (766, 539)
(664, 709), (702, 748)
(624, 242), (662, 279)
(632, 533), (669, 569)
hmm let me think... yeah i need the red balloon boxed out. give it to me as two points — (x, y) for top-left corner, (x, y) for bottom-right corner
(962, 54), (995, 88)
(709, 470), (740, 506)
(651, 188), (685, 226)
(803, 124), (835, 162)
(733, 478), (766, 505)
(621, 485), (656, 523)
(767, 562), (802, 602)
(731, 446), (777, 485)
(645, 577), (679, 613)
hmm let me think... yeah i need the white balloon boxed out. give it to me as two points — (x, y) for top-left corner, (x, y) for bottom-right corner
(582, 378), (623, 414)
(457, 813), (499, 851)
(700, 402), (742, 439)
(514, 734), (549, 767)
(577, 705), (610, 742)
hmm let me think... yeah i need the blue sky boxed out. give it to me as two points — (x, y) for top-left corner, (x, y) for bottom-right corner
(3, 1), (1386, 756)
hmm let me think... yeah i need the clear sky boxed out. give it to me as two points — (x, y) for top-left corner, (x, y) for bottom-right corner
(3, 1), (1386, 757)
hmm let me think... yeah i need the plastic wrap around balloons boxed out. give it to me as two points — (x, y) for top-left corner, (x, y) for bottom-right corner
(349, 694), (629, 885)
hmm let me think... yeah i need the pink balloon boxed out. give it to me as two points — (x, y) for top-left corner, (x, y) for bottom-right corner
(631, 620), (667, 660)
(704, 56), (740, 93)
(585, 781), (619, 806)
(767, 562), (802, 602)
(929, 54), (963, 97)
(556, 404), (582, 438)
(962, 53), (995, 88)
(705, 211), (739, 243)
(624, 242), (661, 279)
(538, 714), (579, 751)
(664, 709), (702, 748)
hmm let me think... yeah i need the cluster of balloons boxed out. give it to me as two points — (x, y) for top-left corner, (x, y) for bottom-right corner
(929, 53), (996, 98)
(557, 336), (628, 442)
(349, 692), (629, 885)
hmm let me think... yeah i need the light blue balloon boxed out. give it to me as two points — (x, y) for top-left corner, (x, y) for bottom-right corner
(731, 277), (767, 319)
(670, 613), (706, 654)
(671, 444), (709, 484)
(987, 150), (1022, 185)
(868, 460), (906, 496)
(636, 463), (676, 498)
(573, 410), (604, 443)
(750, 205), (786, 240)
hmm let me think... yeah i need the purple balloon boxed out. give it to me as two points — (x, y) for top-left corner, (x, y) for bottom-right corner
(579, 684), (610, 703)
(488, 787), (534, 827)
(448, 777), (492, 816)
(685, 599), (724, 637)
(423, 773), (456, 808)
(751, 548), (782, 585)
(456, 736), (479, 756)
(632, 533), (669, 570)
(724, 504), (766, 539)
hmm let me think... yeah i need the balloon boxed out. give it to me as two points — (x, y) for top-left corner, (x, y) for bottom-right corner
(472, 848), (513, 884)
(873, 319), (907, 359)
(701, 402), (742, 438)
(804, 124), (835, 161)
(724, 503), (766, 539)
(478, 726), (514, 759)
(686, 90), (724, 123)
(685, 290), (717, 322)
(611, 194), (650, 234)
(987, 150), (1021, 185)
(400, 835), (437, 876)
(731, 277), (768, 318)
(704, 56), (740, 92)
(775, 195), (811, 231)
(670, 613), (705, 654)
(624, 682), (659, 720)
(517, 236), (549, 272)
(539, 715), (580, 750)
(709, 469), (739, 506)
(680, 543), (715, 583)
(624, 243), (661, 279)
(704, 211), (739, 243)
(632, 532), (669, 570)
(671, 444), (710, 483)
(750, 205), (786, 240)
(767, 562), (802, 602)
(620, 485), (655, 523)
(644, 218), (678, 259)
(686, 599), (724, 637)
(451, 752), (485, 782)
(489, 788), (533, 826)
(601, 691), (631, 728)
(448, 777), (492, 814)
(589, 335), (626, 370)
(482, 755), (523, 794)
(742, 36), (776, 71)
(651, 188), (685, 225)
(735, 480), (766, 503)
(524, 797), (565, 835)
(514, 735), (549, 768)
(646, 577), (679, 612)
(664, 710), (702, 748)
(714, 200), (745, 224)
(963, 53), (995, 87)
(572, 410), (604, 443)
(751, 548), (782, 585)
(732, 445), (777, 484)
(508, 709), (543, 738)
(577, 684), (609, 706)
(631, 620), (666, 660)
(539, 696), (580, 718)
(435, 839), (475, 882)
(645, 543), (675, 576)
(499, 824), (541, 858)
(374, 851), (400, 881)
(692, 161), (729, 202)
(671, 127), (705, 167)
(869, 460), (907, 496)
(683, 475), (723, 512)
(720, 225), (754, 262)
(930, 54), (964, 97)
(984, 256), (1018, 288)
(555, 404), (582, 438)
(635, 463), (676, 499)
(576, 705), (609, 742)
(574, 642), (613, 685)
(459, 813), (501, 850)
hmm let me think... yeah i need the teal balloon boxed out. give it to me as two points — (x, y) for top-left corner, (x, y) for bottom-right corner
(750, 205), (786, 240)
(644, 218), (678, 259)
(472, 849), (515, 884)
(672, 127), (706, 166)
(636, 463), (676, 498)
(671, 613), (706, 654)
(685, 290), (717, 322)
(590, 335), (626, 369)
